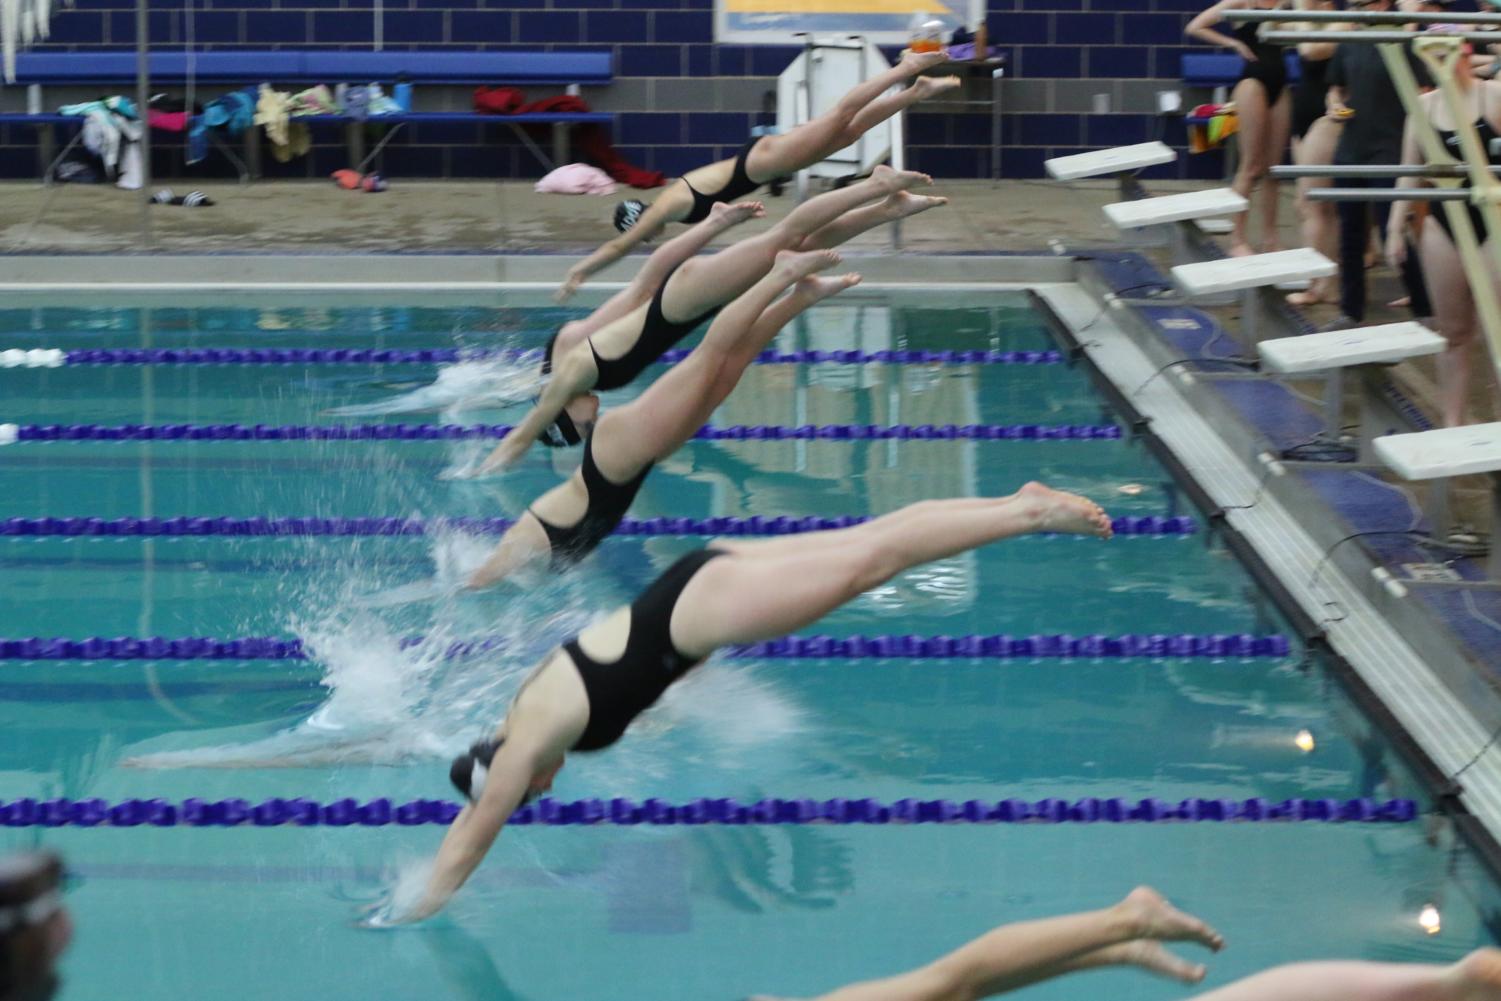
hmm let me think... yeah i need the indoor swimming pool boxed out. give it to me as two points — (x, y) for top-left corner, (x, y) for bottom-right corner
(1, 290), (1496, 1001)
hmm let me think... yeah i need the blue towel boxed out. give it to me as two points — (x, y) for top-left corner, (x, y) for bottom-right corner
(188, 87), (256, 165)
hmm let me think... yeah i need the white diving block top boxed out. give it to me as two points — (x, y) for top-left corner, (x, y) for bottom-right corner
(1258, 322), (1445, 375)
(1172, 248), (1336, 297)
(1103, 188), (1248, 230)
(1375, 422), (1501, 480)
(1044, 142), (1176, 181)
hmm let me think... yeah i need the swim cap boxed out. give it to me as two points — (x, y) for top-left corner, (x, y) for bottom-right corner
(535, 399), (584, 448)
(449, 737), (503, 802)
(614, 199), (646, 233)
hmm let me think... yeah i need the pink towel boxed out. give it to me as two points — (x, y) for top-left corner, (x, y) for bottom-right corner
(534, 163), (617, 195)
(149, 110), (190, 133)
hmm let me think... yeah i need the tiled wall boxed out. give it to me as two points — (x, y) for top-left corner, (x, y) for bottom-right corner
(0, 0), (1225, 181)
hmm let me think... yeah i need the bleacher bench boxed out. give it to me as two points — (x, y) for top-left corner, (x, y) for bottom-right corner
(0, 50), (614, 181)
(1181, 53), (1302, 113)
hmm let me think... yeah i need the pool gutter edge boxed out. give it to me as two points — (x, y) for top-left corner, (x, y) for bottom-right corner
(1029, 279), (1501, 885)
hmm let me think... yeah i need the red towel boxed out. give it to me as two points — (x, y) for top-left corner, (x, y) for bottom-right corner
(473, 87), (666, 190)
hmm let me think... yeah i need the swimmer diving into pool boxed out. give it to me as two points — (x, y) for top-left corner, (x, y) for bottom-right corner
(470, 164), (945, 473)
(464, 247), (859, 588)
(558, 49), (960, 303)
(362, 485), (1113, 925)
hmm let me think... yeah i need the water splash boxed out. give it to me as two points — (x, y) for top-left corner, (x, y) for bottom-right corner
(326, 359), (542, 418)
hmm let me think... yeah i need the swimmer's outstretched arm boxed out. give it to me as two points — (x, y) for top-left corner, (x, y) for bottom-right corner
(558, 184), (697, 302)
(392, 737), (546, 924)
(788, 888), (1221, 1001)
(474, 347), (598, 475)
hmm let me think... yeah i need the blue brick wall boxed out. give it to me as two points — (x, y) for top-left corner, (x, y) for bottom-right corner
(1, 0), (1230, 181)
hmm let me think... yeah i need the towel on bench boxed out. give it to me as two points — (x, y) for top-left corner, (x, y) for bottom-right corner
(474, 87), (665, 189)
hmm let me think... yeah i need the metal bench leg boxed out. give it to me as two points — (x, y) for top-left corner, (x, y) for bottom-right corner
(208, 131), (251, 185)
(505, 123), (555, 173)
(347, 122), (365, 172)
(37, 124), (56, 184)
(551, 123), (568, 167)
(41, 130), (85, 188)
(356, 122), (408, 176)
(245, 127), (262, 180)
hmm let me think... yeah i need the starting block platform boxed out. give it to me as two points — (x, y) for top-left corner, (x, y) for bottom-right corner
(1103, 188), (1247, 230)
(1044, 143), (1177, 194)
(1260, 322), (1445, 462)
(1174, 248), (1337, 342)
(1375, 422), (1501, 576)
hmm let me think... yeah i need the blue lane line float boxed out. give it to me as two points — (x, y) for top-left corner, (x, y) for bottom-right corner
(4, 347), (1067, 367)
(0, 422), (1123, 443)
(0, 513), (1196, 538)
(0, 633), (1292, 661)
(0, 796), (1417, 827)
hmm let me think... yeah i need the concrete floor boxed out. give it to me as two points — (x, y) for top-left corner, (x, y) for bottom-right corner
(0, 176), (1494, 430)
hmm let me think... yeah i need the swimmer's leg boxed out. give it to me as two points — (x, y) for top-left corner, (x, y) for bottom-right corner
(798, 888), (1220, 1001)
(659, 169), (931, 320)
(466, 509), (556, 590)
(591, 249), (854, 480)
(749, 52), (950, 178)
(1187, 950), (1501, 1001)
(673, 485), (1111, 655)
(796, 191), (949, 251)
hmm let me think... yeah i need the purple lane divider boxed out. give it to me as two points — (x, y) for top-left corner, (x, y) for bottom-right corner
(0, 633), (1292, 661)
(0, 513), (1195, 538)
(8, 422), (1122, 443)
(59, 347), (1065, 367)
(0, 796), (1417, 828)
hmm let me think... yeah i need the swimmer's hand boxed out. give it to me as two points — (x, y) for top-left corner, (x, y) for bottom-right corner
(555, 267), (586, 304)
(352, 577), (464, 609)
(355, 897), (438, 929)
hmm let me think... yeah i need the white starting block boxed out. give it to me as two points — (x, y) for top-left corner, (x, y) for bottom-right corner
(1104, 188), (1247, 230)
(1375, 422), (1501, 575)
(1104, 187), (1248, 265)
(1045, 142), (1177, 182)
(1259, 322), (1445, 462)
(1173, 248), (1337, 343)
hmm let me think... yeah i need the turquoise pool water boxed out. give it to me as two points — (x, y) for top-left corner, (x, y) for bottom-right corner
(1, 293), (1497, 1001)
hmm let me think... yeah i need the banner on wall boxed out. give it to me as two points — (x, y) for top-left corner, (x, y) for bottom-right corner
(715, 0), (981, 46)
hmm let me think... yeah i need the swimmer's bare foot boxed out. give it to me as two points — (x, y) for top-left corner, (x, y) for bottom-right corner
(711, 200), (766, 227)
(774, 248), (842, 282)
(900, 50), (949, 73)
(1228, 242), (1256, 258)
(884, 191), (949, 220)
(911, 74), (962, 99)
(1017, 481), (1114, 540)
(872, 163), (933, 192)
(1446, 948), (1501, 1000)
(1117, 886), (1224, 951)
(793, 273), (862, 305)
(1097, 941), (1208, 984)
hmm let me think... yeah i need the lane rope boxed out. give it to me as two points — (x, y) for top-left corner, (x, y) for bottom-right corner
(1, 347), (1065, 368)
(0, 513), (1196, 538)
(0, 632), (1291, 661)
(0, 796), (1418, 827)
(0, 422), (1123, 445)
